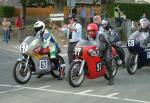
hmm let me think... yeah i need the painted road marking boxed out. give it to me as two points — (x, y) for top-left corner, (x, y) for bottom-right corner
(76, 90), (93, 94)
(0, 91), (8, 93)
(0, 84), (149, 103)
(38, 85), (51, 89)
(105, 93), (120, 97)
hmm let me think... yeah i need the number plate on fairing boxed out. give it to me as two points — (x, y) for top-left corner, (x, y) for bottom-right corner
(128, 40), (135, 47)
(39, 58), (51, 70)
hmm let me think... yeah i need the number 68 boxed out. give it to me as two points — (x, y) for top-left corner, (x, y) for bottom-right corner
(128, 40), (134, 47)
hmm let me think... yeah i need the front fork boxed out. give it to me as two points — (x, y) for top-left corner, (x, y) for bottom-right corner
(78, 60), (85, 75)
(23, 55), (30, 72)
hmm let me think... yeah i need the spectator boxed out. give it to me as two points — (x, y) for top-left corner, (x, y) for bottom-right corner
(93, 15), (102, 29)
(114, 5), (120, 27)
(141, 13), (147, 19)
(72, 6), (77, 15)
(80, 5), (86, 27)
(54, 14), (82, 64)
(89, 7), (95, 23)
(2, 17), (11, 44)
(120, 11), (126, 26)
(15, 16), (24, 42)
(8, 18), (12, 40)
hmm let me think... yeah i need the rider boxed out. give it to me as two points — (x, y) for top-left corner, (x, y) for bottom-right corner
(100, 19), (125, 67)
(33, 21), (62, 79)
(86, 23), (114, 85)
(138, 17), (150, 44)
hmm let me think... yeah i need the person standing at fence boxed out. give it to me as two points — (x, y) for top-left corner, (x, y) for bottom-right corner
(80, 5), (86, 27)
(114, 5), (120, 27)
(15, 16), (24, 42)
(89, 7), (95, 23)
(54, 14), (82, 65)
(8, 18), (12, 40)
(2, 17), (11, 44)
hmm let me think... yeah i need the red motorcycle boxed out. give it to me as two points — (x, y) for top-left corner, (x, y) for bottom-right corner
(68, 39), (120, 87)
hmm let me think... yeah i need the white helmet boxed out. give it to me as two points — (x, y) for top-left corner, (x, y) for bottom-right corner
(34, 21), (45, 35)
(139, 18), (149, 31)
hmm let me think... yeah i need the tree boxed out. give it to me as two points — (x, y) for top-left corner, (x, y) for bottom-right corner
(93, 0), (100, 4)
(18, 0), (30, 24)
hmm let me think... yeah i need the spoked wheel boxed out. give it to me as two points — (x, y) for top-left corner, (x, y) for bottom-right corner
(13, 61), (31, 84)
(68, 61), (85, 88)
(51, 55), (65, 78)
(126, 54), (138, 75)
(104, 58), (118, 80)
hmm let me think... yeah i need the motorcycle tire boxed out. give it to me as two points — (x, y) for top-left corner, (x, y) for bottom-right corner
(68, 61), (85, 88)
(13, 61), (32, 84)
(104, 58), (118, 80)
(126, 54), (138, 75)
(51, 55), (65, 78)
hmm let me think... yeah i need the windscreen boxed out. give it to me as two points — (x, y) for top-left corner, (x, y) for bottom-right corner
(76, 39), (97, 47)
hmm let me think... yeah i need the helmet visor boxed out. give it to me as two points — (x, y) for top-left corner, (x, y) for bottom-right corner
(34, 25), (43, 33)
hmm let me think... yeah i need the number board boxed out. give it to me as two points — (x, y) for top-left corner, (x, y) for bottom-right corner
(128, 40), (135, 47)
(147, 52), (150, 59)
(39, 59), (48, 70)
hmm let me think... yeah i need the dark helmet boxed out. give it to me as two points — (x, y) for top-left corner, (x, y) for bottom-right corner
(101, 19), (112, 30)
(87, 23), (98, 39)
(67, 13), (77, 21)
(139, 18), (150, 32)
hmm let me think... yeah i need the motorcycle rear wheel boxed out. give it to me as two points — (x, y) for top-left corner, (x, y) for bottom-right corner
(104, 58), (118, 80)
(13, 61), (31, 84)
(51, 55), (65, 78)
(68, 61), (85, 88)
(126, 54), (138, 75)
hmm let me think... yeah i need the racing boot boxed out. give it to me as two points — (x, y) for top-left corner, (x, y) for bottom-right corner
(57, 66), (65, 80)
(108, 73), (113, 85)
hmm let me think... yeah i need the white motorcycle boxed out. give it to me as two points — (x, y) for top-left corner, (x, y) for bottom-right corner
(13, 36), (65, 84)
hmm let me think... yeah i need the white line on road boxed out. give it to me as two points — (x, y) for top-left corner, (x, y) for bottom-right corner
(124, 98), (150, 103)
(38, 85), (51, 89)
(0, 84), (20, 88)
(10, 88), (24, 92)
(0, 91), (8, 93)
(105, 93), (120, 97)
(0, 84), (150, 103)
(76, 90), (93, 94)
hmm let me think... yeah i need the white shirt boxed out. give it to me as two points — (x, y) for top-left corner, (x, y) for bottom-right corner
(62, 22), (82, 42)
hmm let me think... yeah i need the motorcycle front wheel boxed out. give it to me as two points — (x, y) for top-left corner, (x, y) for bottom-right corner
(68, 61), (85, 88)
(13, 61), (31, 84)
(126, 54), (138, 75)
(51, 55), (65, 78)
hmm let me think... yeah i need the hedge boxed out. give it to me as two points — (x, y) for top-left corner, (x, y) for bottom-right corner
(0, 6), (15, 17)
(106, 3), (150, 21)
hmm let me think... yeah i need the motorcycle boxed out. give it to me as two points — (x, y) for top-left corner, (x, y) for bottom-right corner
(126, 31), (150, 74)
(13, 36), (65, 84)
(67, 39), (122, 87)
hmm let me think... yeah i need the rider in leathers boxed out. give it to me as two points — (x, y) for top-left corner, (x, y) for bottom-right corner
(100, 19), (125, 68)
(34, 21), (62, 79)
(87, 22), (114, 85)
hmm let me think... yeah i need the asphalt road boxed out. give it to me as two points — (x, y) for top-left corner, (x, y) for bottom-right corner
(0, 43), (150, 103)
